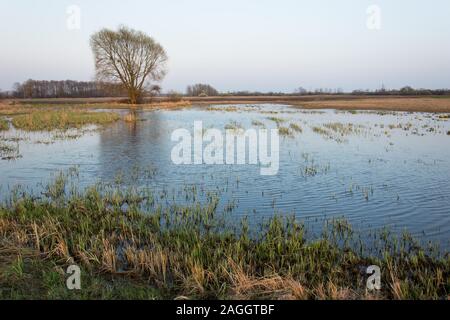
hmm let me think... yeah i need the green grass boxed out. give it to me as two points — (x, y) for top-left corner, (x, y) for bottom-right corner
(11, 110), (120, 131)
(0, 118), (8, 131)
(0, 254), (161, 299)
(0, 173), (448, 300)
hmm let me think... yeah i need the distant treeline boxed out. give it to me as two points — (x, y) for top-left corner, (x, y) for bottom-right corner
(1, 79), (128, 99)
(186, 84), (219, 97)
(188, 85), (450, 97)
(2, 81), (450, 99)
(350, 86), (450, 96)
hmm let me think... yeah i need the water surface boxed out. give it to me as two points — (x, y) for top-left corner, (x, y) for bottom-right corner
(1, 104), (449, 249)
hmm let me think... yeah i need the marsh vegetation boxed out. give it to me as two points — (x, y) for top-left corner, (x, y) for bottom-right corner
(11, 110), (120, 131)
(0, 172), (448, 300)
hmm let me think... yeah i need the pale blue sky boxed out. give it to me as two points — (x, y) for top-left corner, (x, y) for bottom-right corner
(1, 0), (449, 92)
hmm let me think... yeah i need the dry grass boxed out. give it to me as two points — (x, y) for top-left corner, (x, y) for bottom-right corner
(295, 97), (450, 113)
(144, 100), (191, 110)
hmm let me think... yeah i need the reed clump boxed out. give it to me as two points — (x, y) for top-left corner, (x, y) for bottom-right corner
(0, 174), (448, 300)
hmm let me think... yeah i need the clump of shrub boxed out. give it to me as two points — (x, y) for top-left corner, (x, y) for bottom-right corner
(167, 90), (183, 102)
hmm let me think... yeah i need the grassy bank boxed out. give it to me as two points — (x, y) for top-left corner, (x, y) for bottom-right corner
(0, 101), (191, 117)
(0, 174), (448, 300)
(11, 110), (120, 131)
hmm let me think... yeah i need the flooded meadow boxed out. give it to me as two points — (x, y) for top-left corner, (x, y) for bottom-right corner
(1, 104), (449, 250)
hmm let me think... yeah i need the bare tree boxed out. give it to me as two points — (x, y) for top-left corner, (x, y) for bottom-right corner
(90, 26), (168, 104)
(146, 84), (162, 103)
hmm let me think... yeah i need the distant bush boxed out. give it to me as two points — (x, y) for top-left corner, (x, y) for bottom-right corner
(167, 90), (183, 102)
(186, 84), (219, 96)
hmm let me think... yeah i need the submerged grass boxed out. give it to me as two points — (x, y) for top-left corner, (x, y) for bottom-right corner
(11, 110), (120, 131)
(0, 173), (448, 300)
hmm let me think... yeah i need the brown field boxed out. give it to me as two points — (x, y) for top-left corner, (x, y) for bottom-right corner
(294, 97), (450, 113)
(0, 100), (191, 116)
(2, 95), (450, 113)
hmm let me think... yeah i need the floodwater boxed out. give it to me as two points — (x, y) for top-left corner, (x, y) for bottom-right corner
(1, 104), (449, 249)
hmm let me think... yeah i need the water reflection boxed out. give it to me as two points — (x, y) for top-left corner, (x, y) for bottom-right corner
(97, 111), (173, 181)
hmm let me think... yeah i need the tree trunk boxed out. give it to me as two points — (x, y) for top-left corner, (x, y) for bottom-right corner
(128, 88), (141, 104)
(129, 88), (138, 105)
